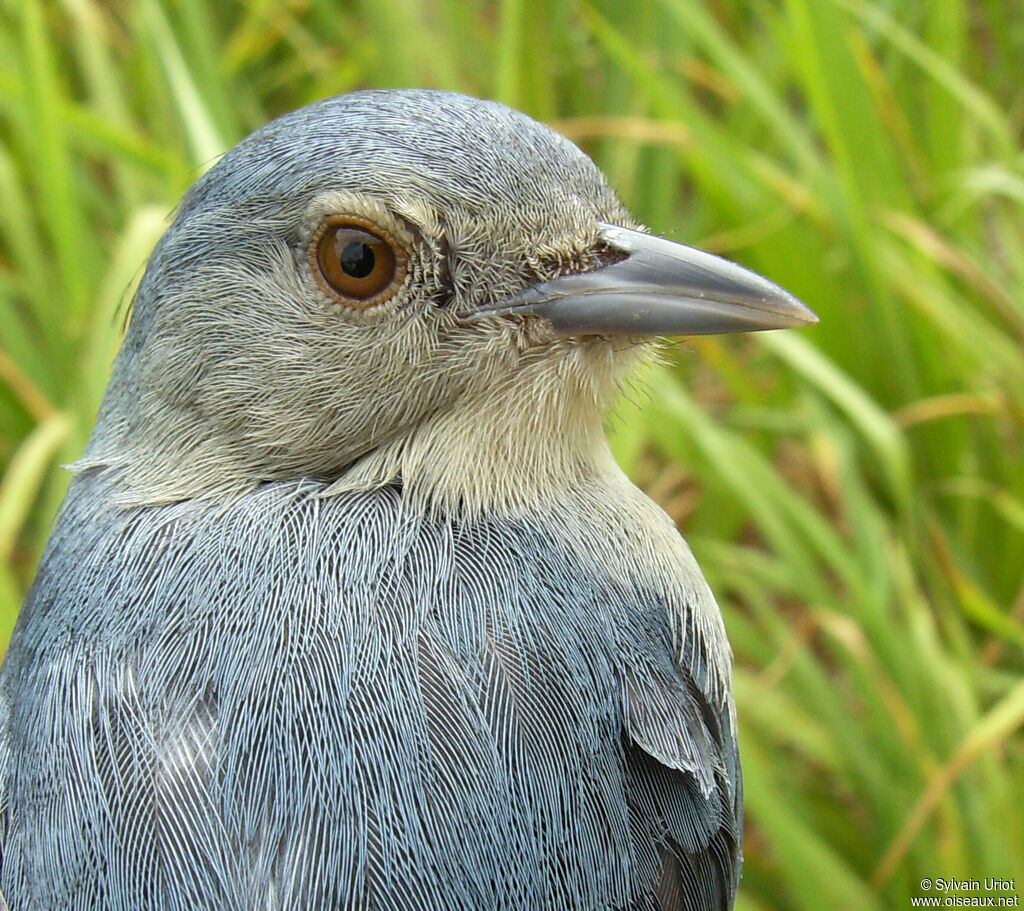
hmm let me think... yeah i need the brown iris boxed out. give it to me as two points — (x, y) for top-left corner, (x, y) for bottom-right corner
(311, 215), (407, 308)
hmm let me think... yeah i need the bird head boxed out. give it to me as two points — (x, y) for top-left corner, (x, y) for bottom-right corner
(80, 90), (815, 512)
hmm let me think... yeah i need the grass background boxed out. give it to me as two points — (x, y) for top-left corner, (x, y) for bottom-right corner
(1, 0), (1022, 906)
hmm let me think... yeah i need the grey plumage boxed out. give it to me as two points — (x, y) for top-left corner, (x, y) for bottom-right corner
(0, 89), (812, 910)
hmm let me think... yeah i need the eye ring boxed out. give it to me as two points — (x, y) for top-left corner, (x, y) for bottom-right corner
(310, 215), (408, 309)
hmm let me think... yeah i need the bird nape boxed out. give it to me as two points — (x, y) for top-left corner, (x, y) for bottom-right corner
(0, 90), (815, 911)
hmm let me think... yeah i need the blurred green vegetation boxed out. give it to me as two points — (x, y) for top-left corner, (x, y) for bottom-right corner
(1, 0), (1022, 907)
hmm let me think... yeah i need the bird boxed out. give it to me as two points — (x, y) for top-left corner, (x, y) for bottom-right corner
(0, 89), (816, 910)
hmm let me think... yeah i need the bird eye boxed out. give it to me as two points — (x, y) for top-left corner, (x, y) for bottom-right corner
(311, 216), (407, 309)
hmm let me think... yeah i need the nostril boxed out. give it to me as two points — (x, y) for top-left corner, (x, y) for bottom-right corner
(431, 288), (456, 309)
(533, 239), (630, 283)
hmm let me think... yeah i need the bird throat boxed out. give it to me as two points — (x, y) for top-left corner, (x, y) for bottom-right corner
(327, 340), (639, 516)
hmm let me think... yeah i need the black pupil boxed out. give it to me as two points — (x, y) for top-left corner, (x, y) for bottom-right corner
(340, 240), (375, 279)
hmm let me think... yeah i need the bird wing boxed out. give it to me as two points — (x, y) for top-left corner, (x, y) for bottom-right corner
(0, 691), (7, 909)
(620, 653), (742, 911)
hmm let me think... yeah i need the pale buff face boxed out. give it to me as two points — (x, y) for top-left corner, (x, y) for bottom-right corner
(79, 90), (641, 512)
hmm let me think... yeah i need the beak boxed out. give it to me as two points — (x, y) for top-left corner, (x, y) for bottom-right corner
(472, 223), (817, 336)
